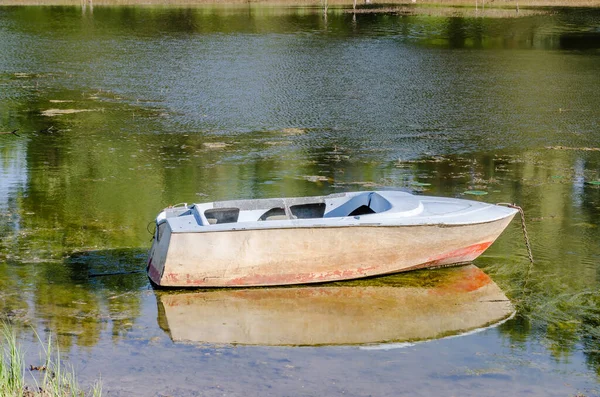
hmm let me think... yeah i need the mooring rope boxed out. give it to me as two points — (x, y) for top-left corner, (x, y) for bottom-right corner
(498, 203), (534, 264)
(146, 220), (156, 236)
(497, 203), (535, 293)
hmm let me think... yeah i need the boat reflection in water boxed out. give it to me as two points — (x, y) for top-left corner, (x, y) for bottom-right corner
(156, 265), (513, 346)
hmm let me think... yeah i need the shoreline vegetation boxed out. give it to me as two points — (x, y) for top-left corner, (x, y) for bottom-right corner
(0, 323), (102, 397)
(0, 0), (599, 8)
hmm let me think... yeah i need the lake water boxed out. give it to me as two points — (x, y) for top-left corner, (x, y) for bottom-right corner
(1, 4), (600, 396)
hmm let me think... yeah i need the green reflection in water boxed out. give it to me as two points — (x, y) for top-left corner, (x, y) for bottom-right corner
(0, 4), (600, 386)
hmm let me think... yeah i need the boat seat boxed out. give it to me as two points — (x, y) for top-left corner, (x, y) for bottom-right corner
(265, 215), (288, 221)
(324, 192), (391, 218)
(204, 207), (240, 224)
(259, 208), (288, 221)
(290, 203), (326, 219)
(348, 205), (376, 216)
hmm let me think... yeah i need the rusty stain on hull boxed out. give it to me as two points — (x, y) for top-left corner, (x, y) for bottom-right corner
(425, 241), (493, 265)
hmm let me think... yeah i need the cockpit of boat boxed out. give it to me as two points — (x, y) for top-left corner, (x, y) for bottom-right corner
(156, 189), (510, 234)
(159, 191), (406, 227)
(197, 191), (395, 225)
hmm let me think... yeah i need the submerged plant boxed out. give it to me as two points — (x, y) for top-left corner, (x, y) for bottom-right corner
(484, 258), (600, 367)
(0, 322), (101, 397)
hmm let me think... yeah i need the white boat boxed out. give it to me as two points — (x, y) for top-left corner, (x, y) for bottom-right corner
(156, 265), (514, 346)
(147, 190), (517, 287)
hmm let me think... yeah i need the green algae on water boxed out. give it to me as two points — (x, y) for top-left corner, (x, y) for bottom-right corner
(464, 190), (488, 196)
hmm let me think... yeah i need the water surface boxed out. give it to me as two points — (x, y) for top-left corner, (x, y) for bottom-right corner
(1, 5), (600, 396)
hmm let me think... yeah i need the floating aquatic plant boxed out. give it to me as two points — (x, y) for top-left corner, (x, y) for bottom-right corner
(463, 190), (488, 196)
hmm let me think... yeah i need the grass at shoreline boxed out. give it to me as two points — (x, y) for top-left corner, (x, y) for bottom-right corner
(0, 323), (102, 397)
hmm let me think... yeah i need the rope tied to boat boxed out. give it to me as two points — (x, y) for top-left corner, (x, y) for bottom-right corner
(496, 203), (534, 265)
(146, 220), (156, 237)
(497, 203), (535, 294)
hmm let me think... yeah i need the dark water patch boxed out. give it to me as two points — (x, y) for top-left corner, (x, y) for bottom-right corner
(560, 32), (600, 50)
(64, 248), (149, 290)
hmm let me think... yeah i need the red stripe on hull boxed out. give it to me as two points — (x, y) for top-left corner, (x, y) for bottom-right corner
(425, 241), (493, 266)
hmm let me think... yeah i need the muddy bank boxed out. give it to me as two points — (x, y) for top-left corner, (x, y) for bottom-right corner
(1, 0), (599, 8)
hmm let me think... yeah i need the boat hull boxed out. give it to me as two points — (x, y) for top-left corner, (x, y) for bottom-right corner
(148, 215), (515, 287)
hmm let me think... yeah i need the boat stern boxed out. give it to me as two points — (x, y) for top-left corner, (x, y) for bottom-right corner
(147, 212), (173, 286)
